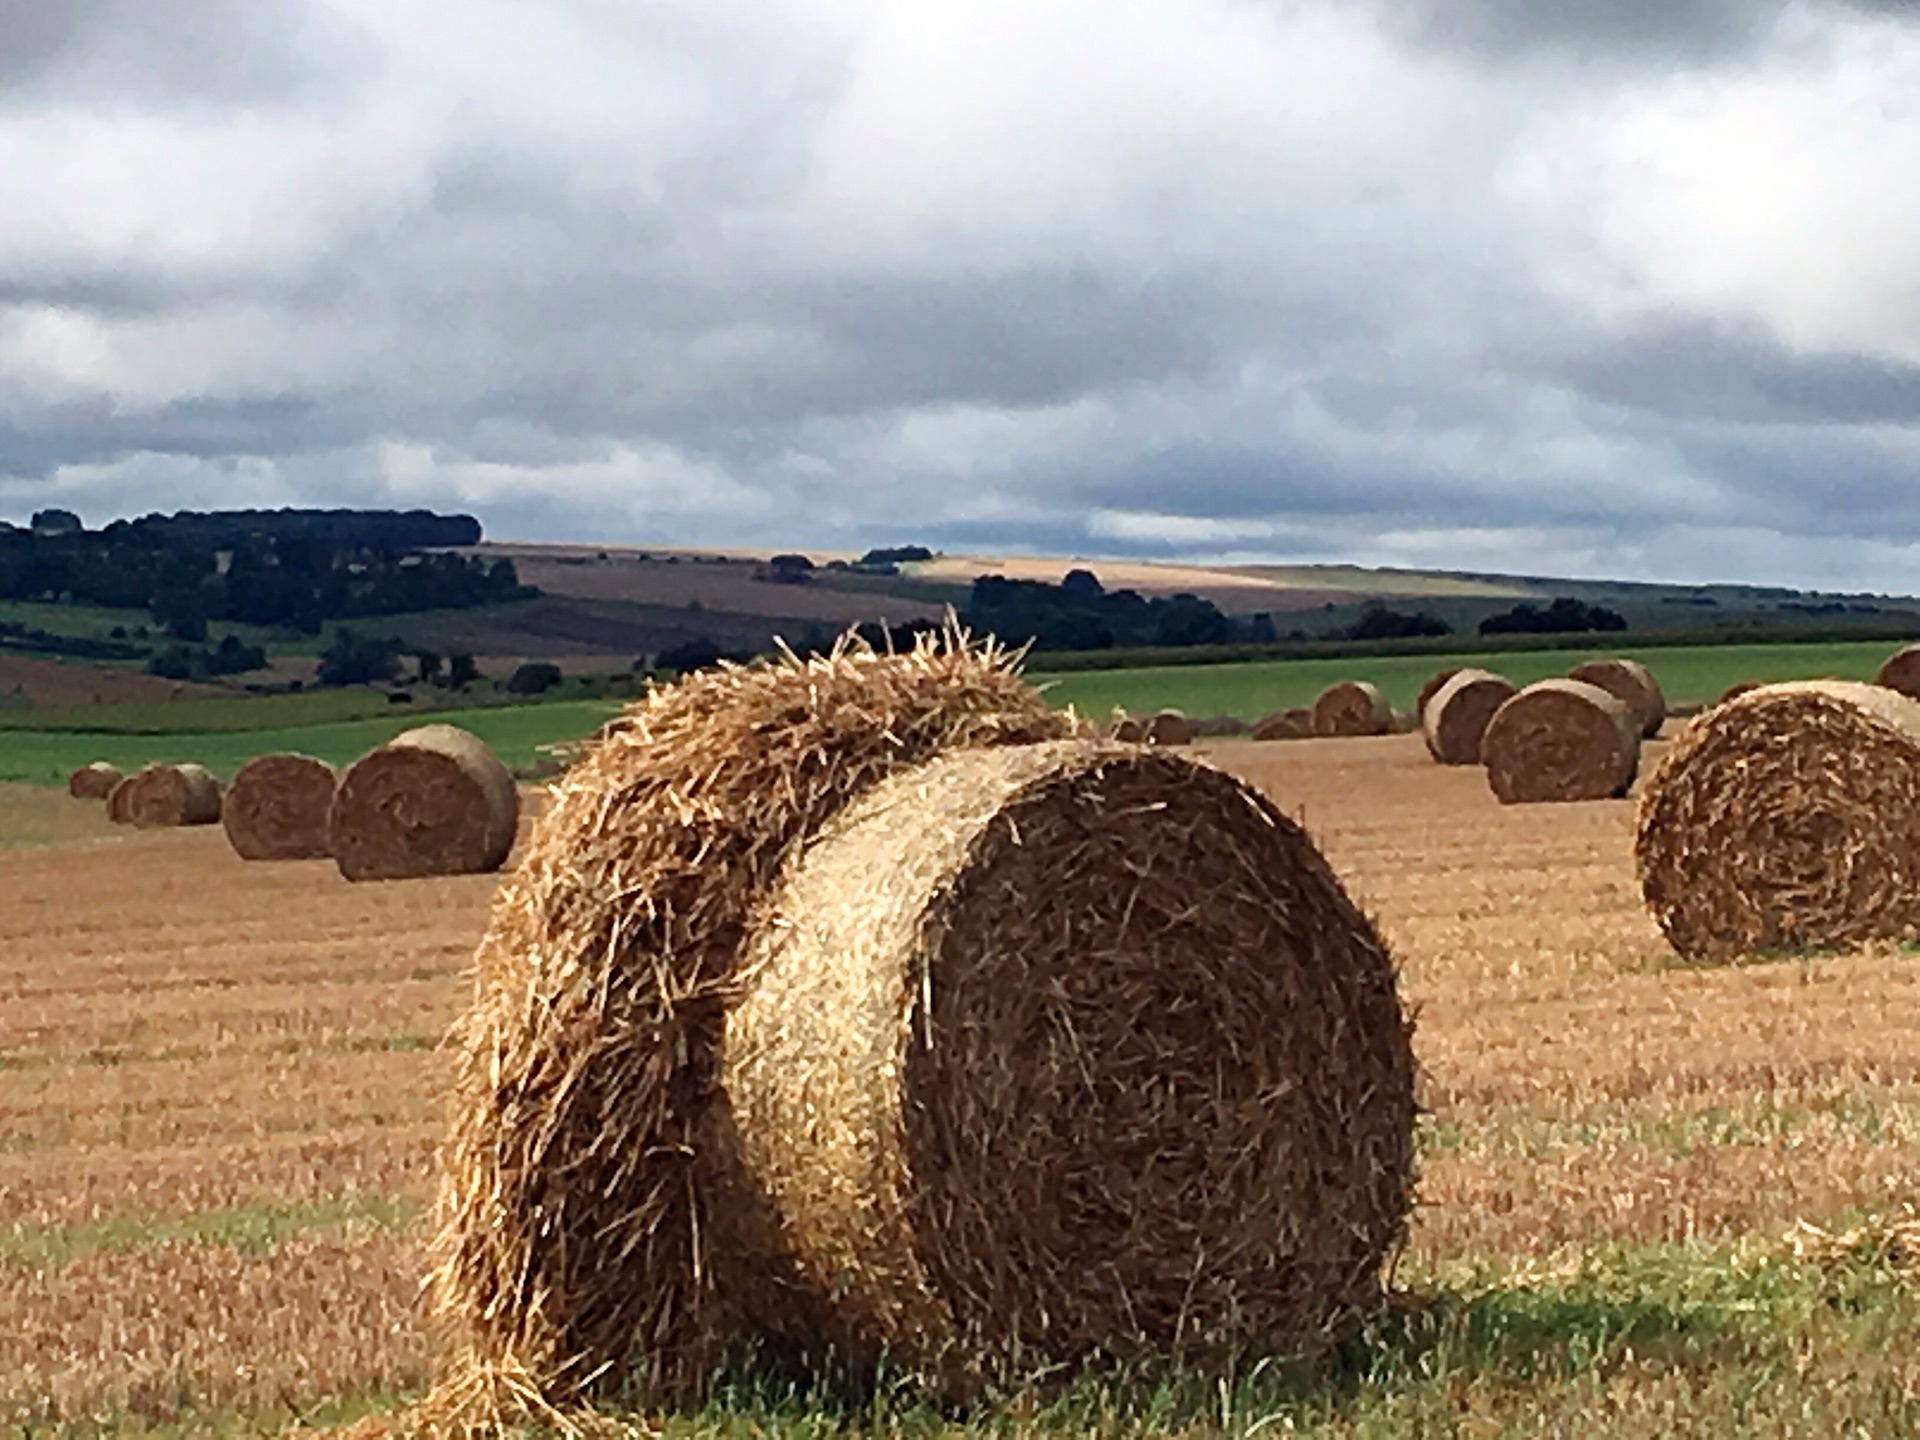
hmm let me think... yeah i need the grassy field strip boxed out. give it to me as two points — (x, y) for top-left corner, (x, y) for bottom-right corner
(0, 1195), (421, 1270)
(1420, 1088), (1920, 1160)
(1032, 639), (1904, 719)
(0, 698), (622, 783)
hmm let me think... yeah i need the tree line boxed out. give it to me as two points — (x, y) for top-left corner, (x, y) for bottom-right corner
(0, 508), (528, 653)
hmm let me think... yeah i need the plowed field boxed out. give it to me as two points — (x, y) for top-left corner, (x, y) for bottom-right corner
(6, 737), (1920, 1428)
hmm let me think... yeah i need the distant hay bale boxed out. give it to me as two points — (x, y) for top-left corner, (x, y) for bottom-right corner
(1637, 681), (1920, 962)
(1416, 668), (1462, 723)
(1251, 707), (1315, 741)
(1569, 658), (1666, 738)
(1390, 706), (1419, 734)
(68, 761), (122, 800)
(1312, 681), (1392, 737)
(723, 742), (1415, 1390)
(110, 763), (223, 828)
(1422, 669), (1519, 766)
(1481, 679), (1639, 804)
(1716, 681), (1762, 708)
(1145, 709), (1192, 746)
(427, 633), (1076, 1421)
(1876, 644), (1920, 700)
(1188, 714), (1250, 738)
(222, 753), (339, 860)
(1109, 713), (1146, 742)
(329, 725), (518, 881)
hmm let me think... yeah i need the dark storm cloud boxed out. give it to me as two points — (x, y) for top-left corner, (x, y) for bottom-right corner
(1368, 0), (1919, 63)
(1561, 317), (1920, 427)
(1371, 0), (1779, 62)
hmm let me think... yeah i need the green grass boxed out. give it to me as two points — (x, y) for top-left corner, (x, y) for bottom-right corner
(44, 1233), (1920, 1437)
(0, 1196), (420, 1271)
(1031, 640), (1903, 720)
(0, 698), (622, 784)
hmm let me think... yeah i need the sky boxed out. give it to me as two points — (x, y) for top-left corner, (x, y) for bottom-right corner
(2, 1), (1919, 590)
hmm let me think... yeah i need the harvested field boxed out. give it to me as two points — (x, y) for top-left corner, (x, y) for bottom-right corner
(10, 738), (1920, 1430)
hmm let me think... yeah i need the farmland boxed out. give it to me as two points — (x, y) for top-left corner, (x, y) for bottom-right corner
(2, 637), (1909, 792)
(0, 699), (623, 786)
(8, 731), (1920, 1435)
(1031, 639), (1907, 720)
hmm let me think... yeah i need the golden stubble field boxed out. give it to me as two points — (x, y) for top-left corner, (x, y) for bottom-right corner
(5, 736), (1920, 1425)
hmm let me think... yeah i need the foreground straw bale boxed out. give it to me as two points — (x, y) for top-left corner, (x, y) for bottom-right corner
(1637, 681), (1920, 962)
(329, 725), (517, 881)
(1569, 658), (1666, 738)
(1313, 681), (1392, 737)
(1717, 681), (1762, 708)
(1251, 707), (1315, 741)
(429, 635), (1074, 1421)
(725, 741), (1415, 1390)
(67, 761), (122, 800)
(222, 753), (339, 860)
(1481, 679), (1639, 804)
(1876, 644), (1920, 700)
(1422, 669), (1518, 765)
(108, 763), (222, 827)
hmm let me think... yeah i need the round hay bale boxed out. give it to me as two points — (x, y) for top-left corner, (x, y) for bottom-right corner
(1481, 679), (1639, 804)
(724, 742), (1415, 1387)
(1144, 709), (1191, 746)
(1876, 644), (1920, 700)
(1390, 706), (1420, 734)
(222, 753), (339, 861)
(1416, 667), (1461, 723)
(329, 725), (517, 881)
(105, 769), (144, 824)
(68, 761), (123, 800)
(112, 763), (223, 827)
(428, 634), (1075, 1420)
(1250, 707), (1315, 741)
(1568, 658), (1666, 738)
(1109, 713), (1145, 743)
(1312, 681), (1392, 737)
(1716, 681), (1762, 708)
(1422, 669), (1519, 765)
(1636, 681), (1920, 962)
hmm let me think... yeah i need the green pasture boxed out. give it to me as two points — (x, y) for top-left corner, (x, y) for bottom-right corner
(0, 638), (1904, 788)
(0, 698), (623, 786)
(1030, 640), (1901, 721)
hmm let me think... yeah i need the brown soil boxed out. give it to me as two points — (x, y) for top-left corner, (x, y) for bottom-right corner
(0, 653), (228, 709)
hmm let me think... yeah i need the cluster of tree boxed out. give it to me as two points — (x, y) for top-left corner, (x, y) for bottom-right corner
(0, 619), (146, 661)
(0, 508), (528, 638)
(960, 571), (1269, 651)
(757, 553), (816, 585)
(147, 634), (269, 682)
(1342, 606), (1453, 641)
(14, 507), (483, 551)
(1478, 597), (1628, 636)
(314, 629), (481, 689)
(858, 545), (932, 566)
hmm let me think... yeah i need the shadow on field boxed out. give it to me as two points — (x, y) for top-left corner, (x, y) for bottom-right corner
(662, 1283), (1740, 1433)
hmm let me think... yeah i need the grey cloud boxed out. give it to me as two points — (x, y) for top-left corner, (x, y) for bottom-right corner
(1366, 0), (1782, 62)
(0, 0), (353, 103)
(1367, 0), (1919, 64)
(1560, 317), (1920, 427)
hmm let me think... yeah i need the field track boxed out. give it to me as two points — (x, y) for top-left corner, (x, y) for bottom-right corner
(7, 740), (1920, 1425)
